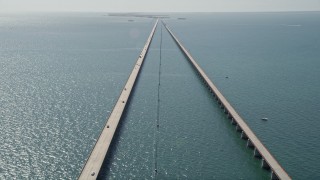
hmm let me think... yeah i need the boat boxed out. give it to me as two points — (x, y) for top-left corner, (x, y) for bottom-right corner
(261, 118), (268, 121)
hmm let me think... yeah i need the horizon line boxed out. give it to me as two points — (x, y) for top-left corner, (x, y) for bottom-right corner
(1, 10), (320, 13)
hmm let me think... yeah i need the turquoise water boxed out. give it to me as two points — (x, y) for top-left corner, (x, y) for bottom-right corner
(165, 12), (320, 179)
(0, 13), (153, 179)
(1, 12), (320, 179)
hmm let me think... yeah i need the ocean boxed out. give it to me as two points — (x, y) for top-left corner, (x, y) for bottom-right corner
(0, 12), (319, 179)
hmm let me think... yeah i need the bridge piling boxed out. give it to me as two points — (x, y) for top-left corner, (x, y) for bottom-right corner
(231, 118), (237, 125)
(236, 124), (242, 132)
(262, 159), (271, 169)
(241, 131), (248, 140)
(247, 139), (254, 148)
(254, 148), (262, 158)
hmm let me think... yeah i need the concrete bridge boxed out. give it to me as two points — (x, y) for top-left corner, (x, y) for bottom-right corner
(78, 19), (158, 180)
(163, 21), (291, 180)
(78, 19), (290, 180)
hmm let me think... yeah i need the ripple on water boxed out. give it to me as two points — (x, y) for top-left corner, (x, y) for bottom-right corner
(0, 14), (152, 179)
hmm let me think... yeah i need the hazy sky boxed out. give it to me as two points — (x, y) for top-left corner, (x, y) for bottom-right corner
(1, 0), (320, 12)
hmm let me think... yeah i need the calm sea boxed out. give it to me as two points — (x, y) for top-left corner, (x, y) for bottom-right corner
(0, 12), (320, 179)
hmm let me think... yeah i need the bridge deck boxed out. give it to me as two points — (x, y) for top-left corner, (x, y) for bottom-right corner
(163, 21), (291, 180)
(78, 19), (158, 180)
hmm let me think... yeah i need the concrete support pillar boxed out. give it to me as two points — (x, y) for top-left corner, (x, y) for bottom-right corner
(236, 124), (242, 132)
(227, 113), (232, 119)
(247, 139), (254, 148)
(254, 147), (262, 158)
(231, 118), (237, 125)
(241, 131), (248, 139)
(271, 171), (279, 180)
(224, 108), (228, 114)
(261, 158), (270, 169)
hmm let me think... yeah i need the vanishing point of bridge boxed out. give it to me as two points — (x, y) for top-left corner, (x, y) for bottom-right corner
(79, 19), (291, 180)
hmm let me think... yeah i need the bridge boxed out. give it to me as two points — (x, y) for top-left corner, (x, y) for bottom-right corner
(78, 19), (291, 180)
(163, 21), (291, 180)
(78, 19), (158, 180)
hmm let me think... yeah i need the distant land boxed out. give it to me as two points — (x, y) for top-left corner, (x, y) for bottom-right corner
(107, 13), (170, 19)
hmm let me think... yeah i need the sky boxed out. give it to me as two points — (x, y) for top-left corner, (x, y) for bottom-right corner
(1, 0), (320, 12)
